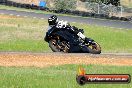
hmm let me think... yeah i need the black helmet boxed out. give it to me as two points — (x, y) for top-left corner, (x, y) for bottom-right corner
(48, 15), (58, 26)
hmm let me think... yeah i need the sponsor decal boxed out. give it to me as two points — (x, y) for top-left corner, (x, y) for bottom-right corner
(76, 66), (131, 85)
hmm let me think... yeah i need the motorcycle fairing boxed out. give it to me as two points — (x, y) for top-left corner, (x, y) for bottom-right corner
(53, 30), (87, 53)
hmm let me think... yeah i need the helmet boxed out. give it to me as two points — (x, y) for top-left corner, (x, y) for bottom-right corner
(48, 15), (58, 26)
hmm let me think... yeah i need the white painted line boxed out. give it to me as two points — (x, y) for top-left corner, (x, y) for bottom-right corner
(0, 13), (4, 15)
(24, 16), (27, 17)
(41, 18), (44, 20)
(72, 22), (76, 23)
(9, 14), (13, 16)
(16, 15), (20, 17)
(103, 25), (127, 30)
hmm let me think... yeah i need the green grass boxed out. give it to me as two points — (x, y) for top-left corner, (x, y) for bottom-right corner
(72, 23), (132, 53)
(0, 40), (49, 52)
(0, 64), (132, 88)
(0, 15), (50, 52)
(0, 14), (132, 53)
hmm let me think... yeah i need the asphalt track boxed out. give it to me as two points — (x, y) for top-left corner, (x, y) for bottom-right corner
(0, 9), (132, 29)
(0, 52), (132, 58)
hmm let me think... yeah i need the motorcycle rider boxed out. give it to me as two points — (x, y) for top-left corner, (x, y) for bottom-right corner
(47, 15), (94, 44)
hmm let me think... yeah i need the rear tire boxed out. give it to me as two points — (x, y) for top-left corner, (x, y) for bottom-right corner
(49, 39), (70, 53)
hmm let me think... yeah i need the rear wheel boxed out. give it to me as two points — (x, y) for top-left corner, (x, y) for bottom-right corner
(86, 41), (101, 54)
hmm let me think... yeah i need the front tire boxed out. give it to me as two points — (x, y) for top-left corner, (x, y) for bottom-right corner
(86, 41), (101, 54)
(49, 39), (60, 52)
(49, 39), (70, 53)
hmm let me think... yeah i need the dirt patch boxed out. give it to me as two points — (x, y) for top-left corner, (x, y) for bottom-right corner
(0, 52), (132, 67)
(0, 14), (22, 19)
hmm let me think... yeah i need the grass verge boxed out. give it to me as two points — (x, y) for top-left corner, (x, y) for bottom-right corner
(0, 14), (132, 53)
(0, 64), (132, 88)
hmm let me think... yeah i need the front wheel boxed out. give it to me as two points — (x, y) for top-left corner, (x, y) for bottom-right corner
(49, 39), (60, 52)
(49, 39), (70, 53)
(86, 41), (101, 54)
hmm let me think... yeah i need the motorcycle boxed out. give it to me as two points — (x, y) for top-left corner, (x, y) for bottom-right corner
(44, 25), (101, 54)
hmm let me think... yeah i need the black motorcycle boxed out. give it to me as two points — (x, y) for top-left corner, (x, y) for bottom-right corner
(44, 25), (101, 54)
